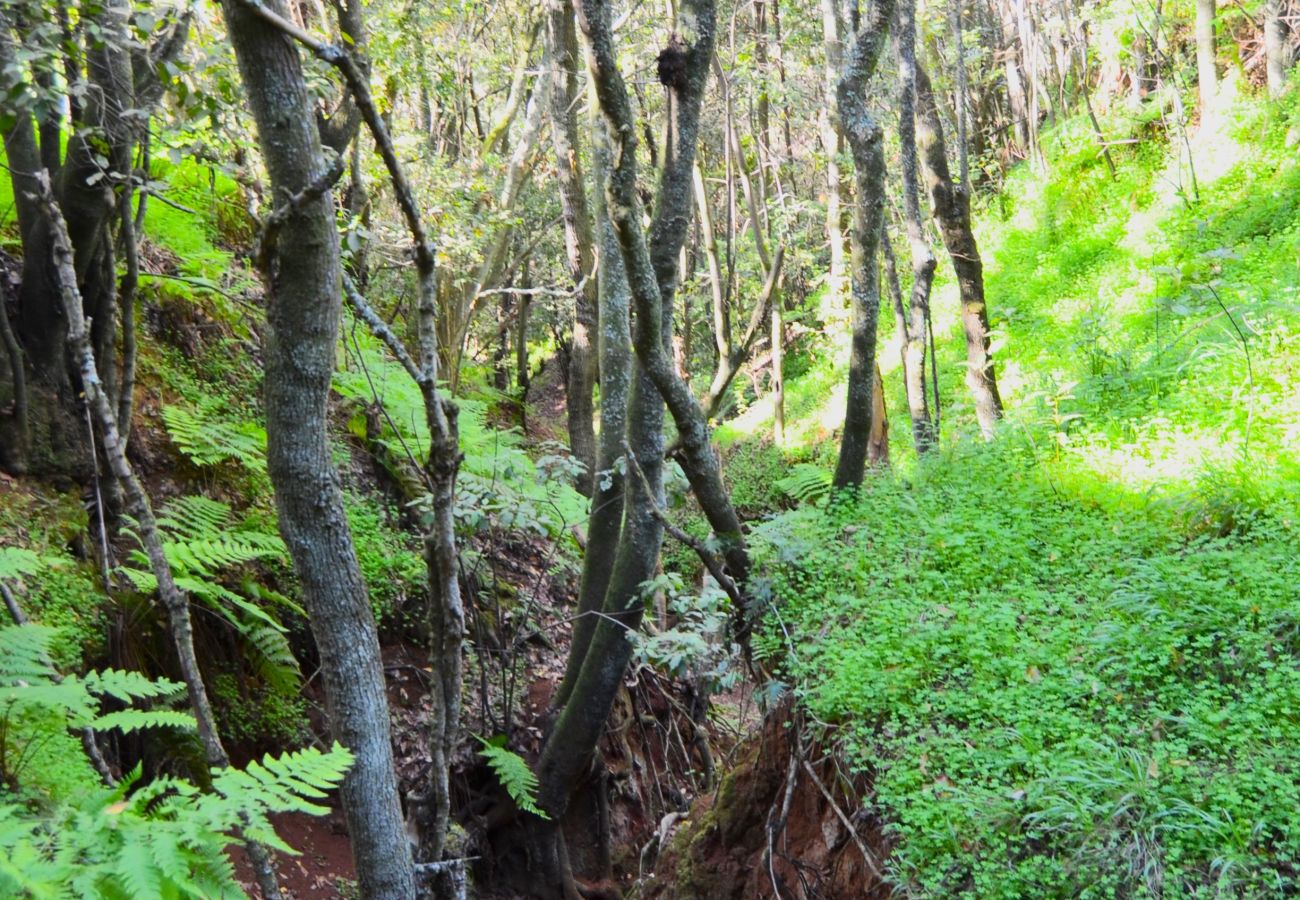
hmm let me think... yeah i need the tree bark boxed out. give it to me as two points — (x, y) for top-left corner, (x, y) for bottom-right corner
(220, 4), (416, 897)
(555, 100), (633, 707)
(1264, 0), (1289, 98)
(36, 170), (283, 900)
(820, 0), (848, 304)
(546, 0), (599, 494)
(915, 62), (1004, 437)
(832, 0), (894, 490)
(894, 0), (937, 454)
(1195, 0), (1217, 112)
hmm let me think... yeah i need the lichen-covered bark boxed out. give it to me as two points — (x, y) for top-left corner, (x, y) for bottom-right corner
(546, 0), (599, 495)
(915, 63), (1004, 437)
(556, 97), (632, 708)
(831, 0), (894, 490)
(577, 0), (750, 616)
(894, 0), (936, 454)
(220, 3), (415, 896)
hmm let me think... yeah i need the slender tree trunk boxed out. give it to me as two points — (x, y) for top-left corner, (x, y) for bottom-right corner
(999, 0), (1032, 156)
(220, 4), (416, 897)
(832, 0), (894, 490)
(916, 63), (1004, 436)
(1195, 0), (1217, 112)
(895, 0), (937, 453)
(554, 101), (632, 707)
(1264, 0), (1289, 98)
(821, 0), (848, 304)
(36, 170), (283, 900)
(546, 0), (599, 494)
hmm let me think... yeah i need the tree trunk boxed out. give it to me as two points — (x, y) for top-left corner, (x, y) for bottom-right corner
(555, 103), (633, 707)
(915, 63), (1004, 437)
(1264, 0), (1289, 98)
(820, 0), (848, 304)
(832, 0), (894, 490)
(220, 4), (416, 897)
(546, 0), (599, 494)
(894, 0), (937, 454)
(1195, 0), (1217, 112)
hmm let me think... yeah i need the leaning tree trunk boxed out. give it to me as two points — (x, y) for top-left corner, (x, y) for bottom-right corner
(916, 62), (1004, 437)
(832, 0), (894, 490)
(220, 4), (416, 898)
(546, 0), (599, 494)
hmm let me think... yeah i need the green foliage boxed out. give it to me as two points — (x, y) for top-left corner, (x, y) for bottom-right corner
(0, 746), (353, 898)
(334, 319), (588, 540)
(477, 736), (548, 819)
(342, 490), (425, 628)
(0, 547), (39, 580)
(631, 574), (738, 691)
(755, 439), (1300, 896)
(162, 401), (268, 474)
(119, 496), (302, 694)
(773, 463), (834, 505)
(0, 624), (352, 897)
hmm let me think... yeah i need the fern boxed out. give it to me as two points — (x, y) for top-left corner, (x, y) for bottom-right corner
(162, 402), (268, 473)
(0, 547), (40, 580)
(120, 497), (301, 694)
(477, 736), (549, 819)
(0, 624), (193, 735)
(775, 463), (834, 503)
(0, 744), (354, 897)
(0, 626), (353, 897)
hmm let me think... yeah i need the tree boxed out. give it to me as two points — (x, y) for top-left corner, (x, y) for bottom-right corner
(1195, 0), (1218, 111)
(0, 1), (186, 477)
(832, 0), (895, 490)
(916, 61), (1004, 437)
(545, 0), (600, 495)
(219, 2), (416, 896)
(894, 0), (937, 454)
(1264, 0), (1291, 98)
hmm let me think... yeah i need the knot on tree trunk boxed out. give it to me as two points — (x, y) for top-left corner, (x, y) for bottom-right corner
(656, 34), (689, 89)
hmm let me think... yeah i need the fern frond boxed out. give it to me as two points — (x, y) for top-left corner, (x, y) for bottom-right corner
(477, 736), (549, 819)
(162, 403), (267, 473)
(0, 547), (41, 581)
(775, 464), (834, 503)
(83, 668), (186, 704)
(92, 710), (197, 734)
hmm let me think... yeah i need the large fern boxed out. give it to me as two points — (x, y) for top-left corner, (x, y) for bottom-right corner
(119, 496), (302, 693)
(774, 463), (834, 504)
(0, 747), (353, 898)
(0, 547), (41, 580)
(0, 623), (353, 897)
(162, 401), (268, 474)
(0, 624), (189, 733)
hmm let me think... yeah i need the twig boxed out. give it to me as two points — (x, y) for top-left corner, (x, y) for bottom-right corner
(622, 441), (745, 611)
(254, 149), (348, 271)
(800, 758), (881, 881)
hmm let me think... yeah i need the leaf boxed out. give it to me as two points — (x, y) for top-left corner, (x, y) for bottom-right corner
(476, 737), (549, 819)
